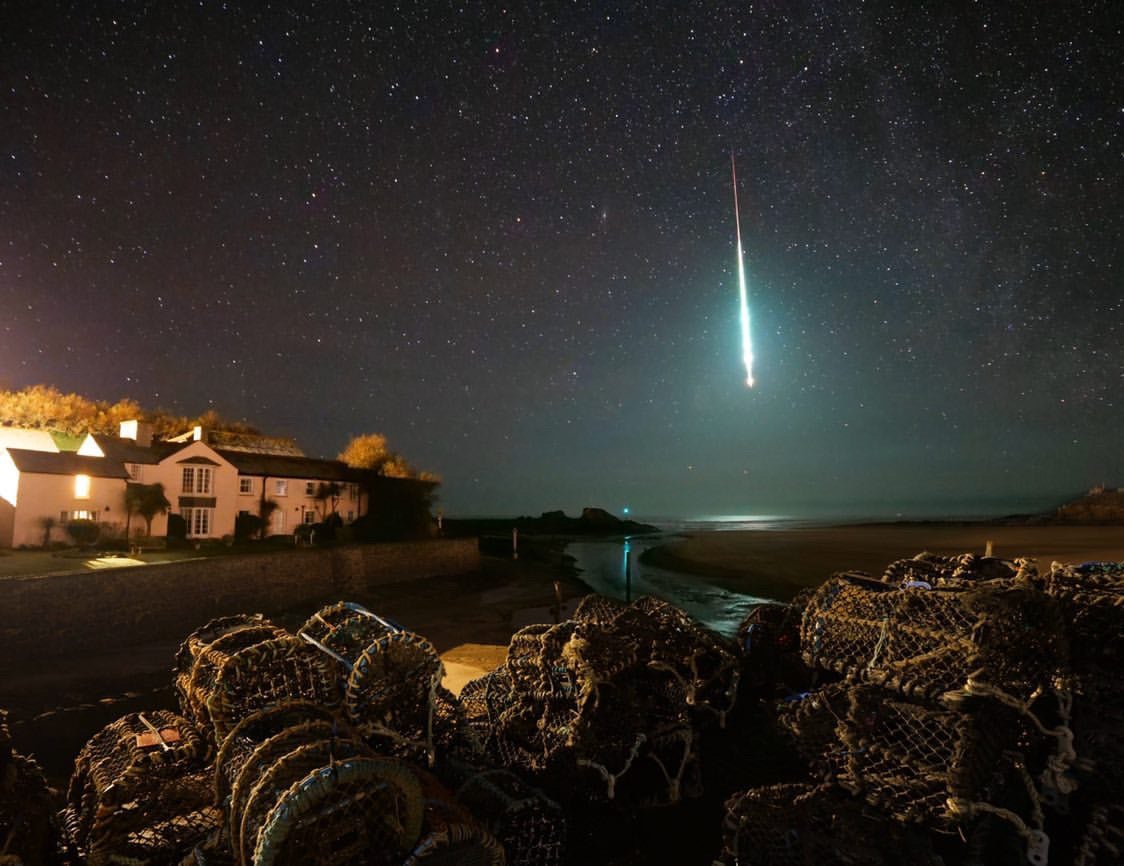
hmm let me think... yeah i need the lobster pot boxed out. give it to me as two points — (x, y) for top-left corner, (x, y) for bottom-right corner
(834, 684), (1019, 826)
(213, 702), (342, 807)
(571, 592), (626, 624)
(299, 602), (445, 765)
(239, 749), (423, 866)
(226, 721), (365, 860)
(1046, 562), (1124, 670)
(299, 601), (398, 661)
(207, 634), (342, 746)
(63, 710), (219, 866)
(801, 573), (1066, 702)
(346, 630), (444, 764)
(401, 770), (505, 866)
(773, 682), (852, 776)
(881, 552), (1032, 588)
(455, 769), (565, 866)
(608, 597), (740, 727)
(0, 709), (58, 866)
(175, 616), (289, 740)
(715, 783), (941, 866)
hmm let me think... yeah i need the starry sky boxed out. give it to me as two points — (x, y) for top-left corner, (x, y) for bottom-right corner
(2, 1), (1120, 519)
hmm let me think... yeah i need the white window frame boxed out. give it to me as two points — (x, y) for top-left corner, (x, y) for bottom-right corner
(239, 477), (254, 494)
(182, 507), (213, 537)
(274, 479), (288, 496)
(305, 481), (317, 496)
(75, 474), (91, 499)
(303, 509), (317, 525)
(182, 466), (213, 494)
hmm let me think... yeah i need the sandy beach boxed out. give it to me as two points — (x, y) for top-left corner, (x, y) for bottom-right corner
(643, 523), (1124, 600)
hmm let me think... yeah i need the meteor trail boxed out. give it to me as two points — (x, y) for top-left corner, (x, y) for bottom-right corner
(730, 153), (755, 388)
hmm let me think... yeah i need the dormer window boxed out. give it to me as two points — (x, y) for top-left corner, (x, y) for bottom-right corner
(75, 474), (91, 499)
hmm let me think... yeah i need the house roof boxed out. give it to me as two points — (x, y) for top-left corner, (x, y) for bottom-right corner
(5, 448), (131, 479)
(0, 427), (60, 453)
(88, 435), (179, 465)
(216, 449), (356, 482)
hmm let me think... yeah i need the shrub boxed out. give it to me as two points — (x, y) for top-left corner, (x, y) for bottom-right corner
(64, 519), (100, 547)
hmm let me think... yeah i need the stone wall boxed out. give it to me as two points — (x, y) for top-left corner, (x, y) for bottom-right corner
(0, 539), (479, 661)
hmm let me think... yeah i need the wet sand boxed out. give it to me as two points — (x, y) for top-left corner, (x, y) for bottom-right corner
(643, 523), (1124, 600)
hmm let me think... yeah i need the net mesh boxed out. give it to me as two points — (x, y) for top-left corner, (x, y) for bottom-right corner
(457, 595), (735, 807)
(801, 572), (1067, 702)
(453, 767), (565, 866)
(715, 782), (941, 866)
(63, 710), (219, 866)
(207, 634), (343, 746)
(252, 756), (425, 866)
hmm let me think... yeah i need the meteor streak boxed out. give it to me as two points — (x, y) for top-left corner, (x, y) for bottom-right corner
(730, 153), (755, 388)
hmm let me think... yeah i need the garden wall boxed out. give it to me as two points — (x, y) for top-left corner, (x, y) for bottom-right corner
(0, 539), (479, 661)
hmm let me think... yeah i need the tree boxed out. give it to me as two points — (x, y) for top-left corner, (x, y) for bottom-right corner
(37, 515), (57, 547)
(313, 482), (343, 520)
(125, 482), (170, 537)
(338, 433), (440, 482)
(258, 498), (279, 539)
(338, 433), (393, 472)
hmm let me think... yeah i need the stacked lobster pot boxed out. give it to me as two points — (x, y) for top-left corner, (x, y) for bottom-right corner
(774, 555), (1072, 864)
(65, 605), (510, 866)
(62, 710), (219, 865)
(0, 708), (59, 866)
(457, 595), (740, 811)
(296, 601), (447, 766)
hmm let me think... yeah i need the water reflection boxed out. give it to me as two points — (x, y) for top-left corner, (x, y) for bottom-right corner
(566, 535), (772, 638)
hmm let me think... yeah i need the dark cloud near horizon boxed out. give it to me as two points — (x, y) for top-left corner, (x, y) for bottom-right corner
(1, 1), (1120, 517)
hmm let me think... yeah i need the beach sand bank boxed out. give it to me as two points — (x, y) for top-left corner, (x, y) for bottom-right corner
(643, 523), (1124, 600)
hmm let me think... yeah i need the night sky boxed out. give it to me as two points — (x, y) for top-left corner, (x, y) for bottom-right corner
(2, 2), (1120, 519)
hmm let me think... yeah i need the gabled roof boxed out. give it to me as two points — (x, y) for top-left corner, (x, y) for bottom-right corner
(87, 435), (179, 465)
(216, 450), (356, 482)
(5, 448), (130, 479)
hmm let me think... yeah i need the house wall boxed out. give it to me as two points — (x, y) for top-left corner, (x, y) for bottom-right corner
(0, 539), (480, 661)
(11, 472), (128, 547)
(148, 441), (238, 539)
(257, 478), (364, 534)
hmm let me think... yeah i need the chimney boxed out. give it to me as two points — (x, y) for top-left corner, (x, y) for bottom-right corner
(193, 425), (203, 442)
(120, 419), (153, 448)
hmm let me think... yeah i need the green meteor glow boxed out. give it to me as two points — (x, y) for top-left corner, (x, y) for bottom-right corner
(731, 153), (755, 388)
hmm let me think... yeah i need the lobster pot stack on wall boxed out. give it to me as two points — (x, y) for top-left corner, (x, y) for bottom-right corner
(778, 555), (1072, 858)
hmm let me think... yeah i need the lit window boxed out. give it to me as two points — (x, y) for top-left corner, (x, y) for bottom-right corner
(239, 477), (253, 494)
(75, 474), (91, 498)
(275, 479), (288, 496)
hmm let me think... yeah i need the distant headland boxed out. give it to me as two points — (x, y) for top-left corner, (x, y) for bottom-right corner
(444, 507), (659, 538)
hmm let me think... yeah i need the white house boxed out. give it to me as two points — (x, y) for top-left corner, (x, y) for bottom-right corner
(0, 421), (371, 546)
